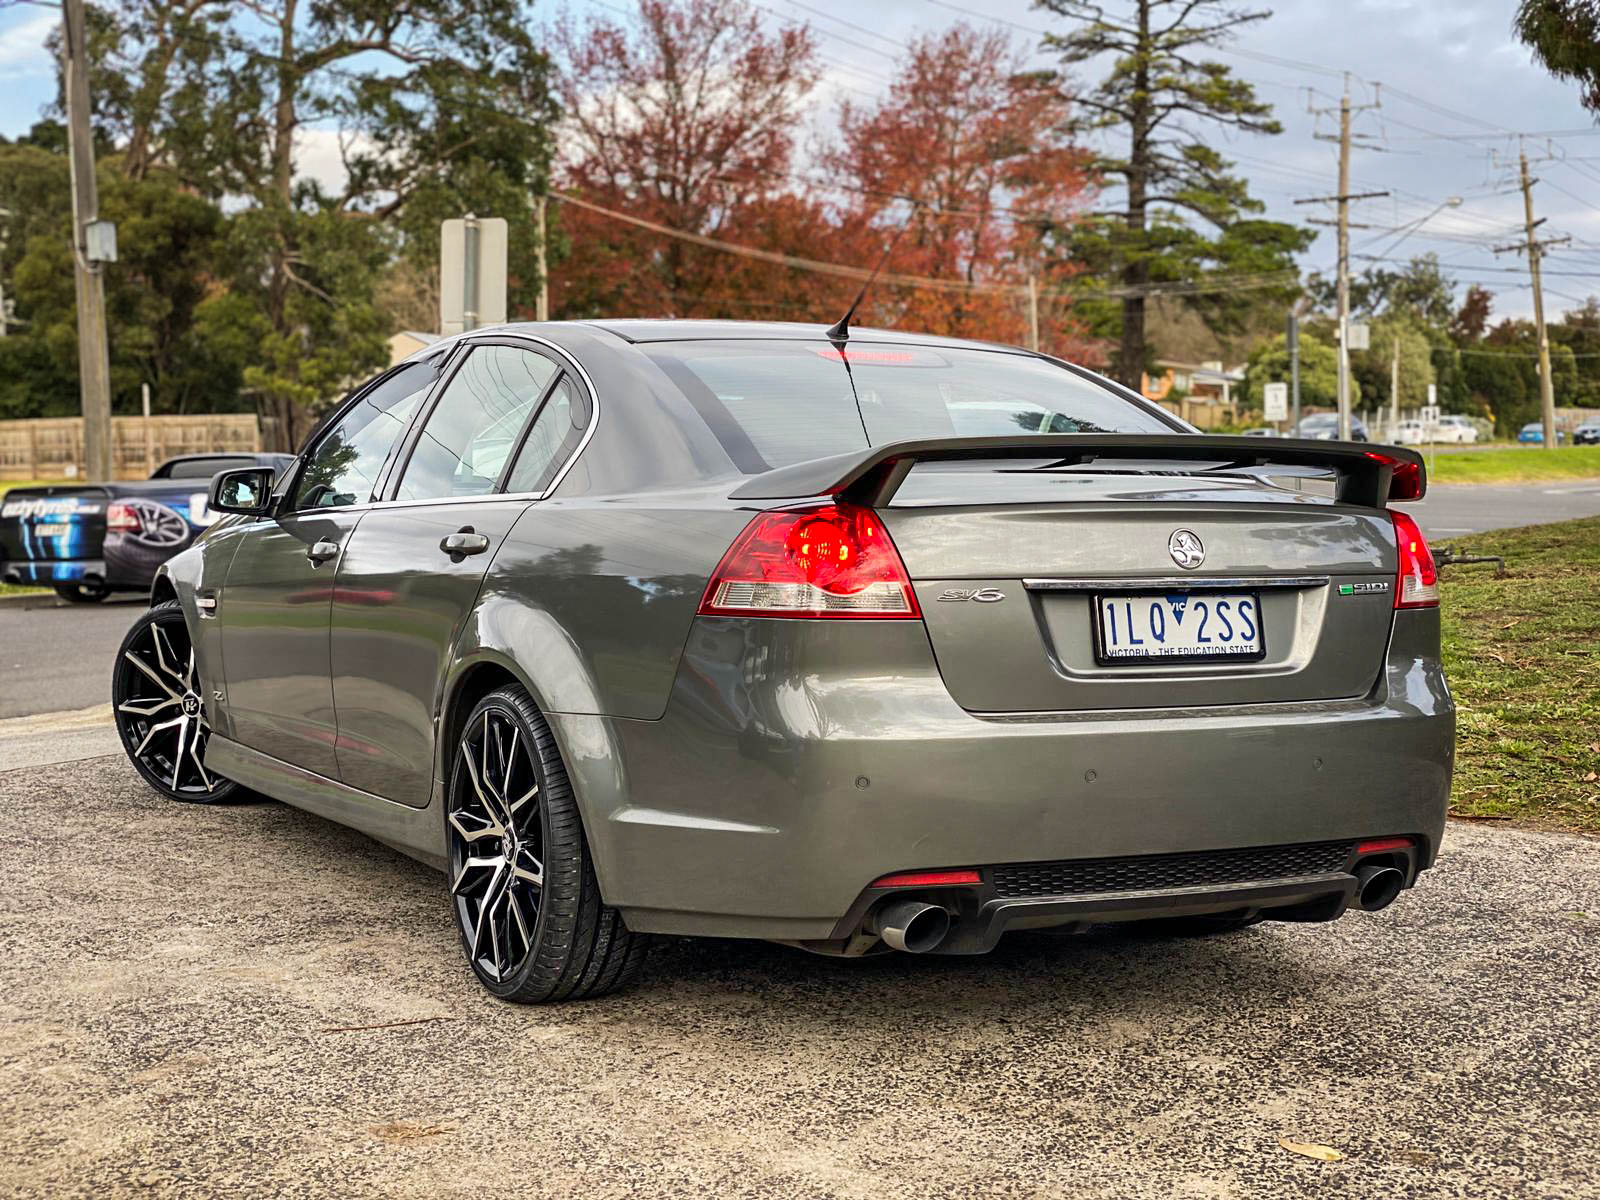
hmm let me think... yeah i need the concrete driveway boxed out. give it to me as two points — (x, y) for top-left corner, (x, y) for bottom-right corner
(2, 754), (1596, 1198)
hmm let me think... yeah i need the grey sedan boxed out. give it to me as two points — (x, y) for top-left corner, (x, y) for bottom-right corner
(111, 321), (1453, 1002)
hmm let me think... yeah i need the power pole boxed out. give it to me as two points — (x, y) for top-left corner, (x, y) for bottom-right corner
(1300, 79), (1385, 441)
(1026, 273), (1040, 351)
(1287, 311), (1301, 434)
(61, 0), (114, 481)
(1493, 144), (1568, 449)
(534, 194), (549, 322)
(1390, 333), (1401, 435)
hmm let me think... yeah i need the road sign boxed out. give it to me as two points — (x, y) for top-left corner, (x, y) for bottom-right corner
(440, 215), (508, 334)
(1262, 381), (1288, 421)
(1345, 322), (1370, 351)
(1420, 405), (1441, 427)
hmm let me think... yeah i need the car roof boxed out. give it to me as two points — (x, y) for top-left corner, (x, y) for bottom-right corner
(578, 318), (1025, 353)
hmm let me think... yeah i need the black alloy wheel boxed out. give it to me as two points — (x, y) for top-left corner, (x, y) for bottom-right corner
(447, 685), (646, 1002)
(111, 600), (237, 802)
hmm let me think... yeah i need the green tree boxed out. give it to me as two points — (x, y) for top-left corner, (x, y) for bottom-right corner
(1036, 0), (1310, 388)
(1351, 312), (1437, 414)
(1242, 328), (1351, 411)
(1515, 1), (1600, 114)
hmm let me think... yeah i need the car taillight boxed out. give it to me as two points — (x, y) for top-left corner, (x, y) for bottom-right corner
(106, 502), (141, 533)
(698, 501), (921, 619)
(1364, 450), (1424, 501)
(1390, 510), (1438, 609)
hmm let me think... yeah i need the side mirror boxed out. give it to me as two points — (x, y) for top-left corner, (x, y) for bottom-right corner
(208, 467), (275, 516)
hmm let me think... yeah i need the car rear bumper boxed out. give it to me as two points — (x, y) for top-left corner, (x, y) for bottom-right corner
(0, 557), (107, 586)
(552, 609), (1453, 945)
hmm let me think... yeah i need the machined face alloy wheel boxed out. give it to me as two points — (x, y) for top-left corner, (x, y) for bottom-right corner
(112, 602), (232, 801)
(449, 708), (545, 985)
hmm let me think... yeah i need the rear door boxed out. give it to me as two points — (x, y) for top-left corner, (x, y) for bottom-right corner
(216, 360), (440, 776)
(329, 340), (587, 805)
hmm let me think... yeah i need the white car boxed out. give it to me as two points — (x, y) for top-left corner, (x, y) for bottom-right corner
(1429, 415), (1479, 444)
(1392, 420), (1427, 446)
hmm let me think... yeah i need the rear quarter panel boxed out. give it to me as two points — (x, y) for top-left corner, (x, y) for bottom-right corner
(459, 496), (752, 720)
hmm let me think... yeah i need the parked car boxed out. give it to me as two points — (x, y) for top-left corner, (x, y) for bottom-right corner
(1, 452), (293, 602)
(1293, 412), (1370, 441)
(1391, 420), (1427, 446)
(1240, 427), (1280, 437)
(1573, 421), (1600, 446)
(1518, 422), (1567, 444)
(112, 321), (1452, 1002)
(1430, 415), (1479, 444)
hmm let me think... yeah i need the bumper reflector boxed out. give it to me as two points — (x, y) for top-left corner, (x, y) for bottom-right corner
(1355, 836), (1413, 856)
(869, 869), (981, 889)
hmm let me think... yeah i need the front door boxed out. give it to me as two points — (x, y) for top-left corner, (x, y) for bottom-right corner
(330, 341), (572, 805)
(216, 359), (441, 777)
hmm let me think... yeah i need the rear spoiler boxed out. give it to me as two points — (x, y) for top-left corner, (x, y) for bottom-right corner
(728, 434), (1426, 509)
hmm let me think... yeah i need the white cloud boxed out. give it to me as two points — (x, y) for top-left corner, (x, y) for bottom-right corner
(0, 10), (54, 74)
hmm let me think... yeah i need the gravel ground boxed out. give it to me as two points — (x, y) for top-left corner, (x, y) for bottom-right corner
(1, 754), (1598, 1199)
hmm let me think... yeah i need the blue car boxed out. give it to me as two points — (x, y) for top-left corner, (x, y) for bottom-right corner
(0, 452), (292, 602)
(1518, 422), (1567, 444)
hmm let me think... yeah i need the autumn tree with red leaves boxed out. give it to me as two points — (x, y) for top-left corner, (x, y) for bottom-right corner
(822, 24), (1098, 356)
(550, 0), (834, 320)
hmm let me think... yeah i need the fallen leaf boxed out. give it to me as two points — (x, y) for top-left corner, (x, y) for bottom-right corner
(370, 1120), (458, 1144)
(1279, 1137), (1345, 1163)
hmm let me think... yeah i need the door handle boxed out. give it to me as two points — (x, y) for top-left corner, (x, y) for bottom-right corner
(440, 526), (491, 562)
(306, 539), (340, 565)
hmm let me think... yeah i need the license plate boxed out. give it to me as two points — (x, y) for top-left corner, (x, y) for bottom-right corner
(33, 523), (70, 537)
(1094, 591), (1264, 664)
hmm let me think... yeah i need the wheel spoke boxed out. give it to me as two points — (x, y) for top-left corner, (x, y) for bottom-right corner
(150, 624), (188, 691)
(134, 713), (184, 757)
(124, 650), (181, 700)
(508, 780), (538, 816)
(512, 847), (543, 890)
(452, 855), (502, 896)
(449, 808), (503, 843)
(169, 715), (188, 790)
(506, 887), (531, 952)
(119, 695), (178, 718)
(189, 727), (212, 791)
(460, 738), (506, 826)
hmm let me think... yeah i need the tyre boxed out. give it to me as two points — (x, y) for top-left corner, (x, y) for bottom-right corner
(55, 581), (108, 603)
(447, 684), (647, 1002)
(111, 600), (238, 803)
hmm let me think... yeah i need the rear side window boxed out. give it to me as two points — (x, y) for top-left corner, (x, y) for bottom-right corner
(647, 341), (1172, 472)
(504, 374), (590, 494)
(291, 361), (440, 510)
(395, 345), (558, 501)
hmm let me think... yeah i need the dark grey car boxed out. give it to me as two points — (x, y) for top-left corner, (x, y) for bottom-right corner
(111, 321), (1453, 1002)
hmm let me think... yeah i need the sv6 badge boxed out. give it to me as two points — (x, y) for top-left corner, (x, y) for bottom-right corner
(937, 587), (1006, 603)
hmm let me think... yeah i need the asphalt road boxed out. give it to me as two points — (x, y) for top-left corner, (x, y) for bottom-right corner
(0, 595), (142, 720)
(0, 752), (1596, 1198)
(1411, 479), (1600, 540)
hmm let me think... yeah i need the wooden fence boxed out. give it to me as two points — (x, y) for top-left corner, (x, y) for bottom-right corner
(0, 415), (263, 481)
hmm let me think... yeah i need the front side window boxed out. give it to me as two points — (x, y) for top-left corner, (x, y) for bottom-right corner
(647, 341), (1174, 473)
(291, 361), (440, 510)
(395, 345), (558, 501)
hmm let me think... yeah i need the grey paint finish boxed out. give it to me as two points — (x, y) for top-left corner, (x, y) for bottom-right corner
(572, 609), (1450, 941)
(329, 500), (528, 804)
(210, 510), (363, 777)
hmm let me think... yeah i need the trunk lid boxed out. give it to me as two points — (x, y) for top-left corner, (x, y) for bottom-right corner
(882, 466), (1398, 712)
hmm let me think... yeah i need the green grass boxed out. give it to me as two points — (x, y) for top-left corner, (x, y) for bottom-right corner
(1428, 444), (1600, 485)
(0, 479), (67, 596)
(1440, 516), (1600, 832)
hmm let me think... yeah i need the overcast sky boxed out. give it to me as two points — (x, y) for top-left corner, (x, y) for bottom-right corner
(4, 0), (1599, 322)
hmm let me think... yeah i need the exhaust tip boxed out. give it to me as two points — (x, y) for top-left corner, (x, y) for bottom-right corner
(1354, 862), (1405, 912)
(874, 900), (951, 954)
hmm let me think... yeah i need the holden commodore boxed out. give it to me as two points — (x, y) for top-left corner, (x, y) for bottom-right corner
(111, 321), (1453, 1002)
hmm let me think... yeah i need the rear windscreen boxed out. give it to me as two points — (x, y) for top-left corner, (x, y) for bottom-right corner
(646, 341), (1175, 473)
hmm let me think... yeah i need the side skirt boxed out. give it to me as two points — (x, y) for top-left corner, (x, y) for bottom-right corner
(204, 734), (448, 871)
